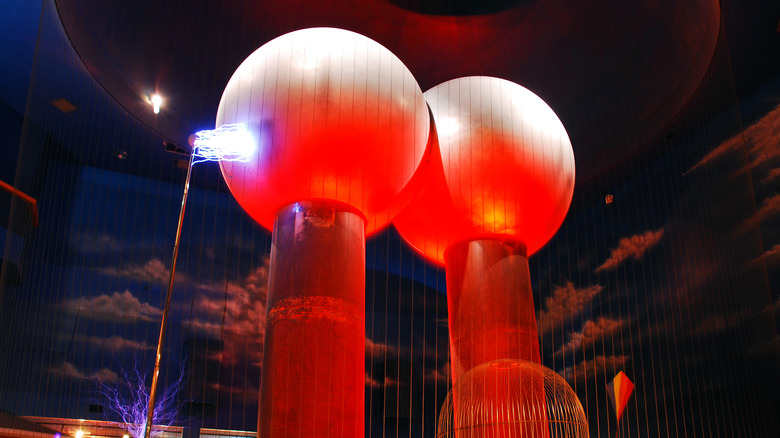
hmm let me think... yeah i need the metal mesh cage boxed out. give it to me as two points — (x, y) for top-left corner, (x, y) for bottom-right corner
(437, 359), (589, 438)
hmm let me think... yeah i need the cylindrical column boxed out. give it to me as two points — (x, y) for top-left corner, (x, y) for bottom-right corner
(259, 201), (365, 438)
(444, 238), (541, 385)
(445, 239), (547, 438)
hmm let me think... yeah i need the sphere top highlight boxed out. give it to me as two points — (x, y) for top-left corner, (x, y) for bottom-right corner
(394, 76), (575, 265)
(217, 27), (430, 234)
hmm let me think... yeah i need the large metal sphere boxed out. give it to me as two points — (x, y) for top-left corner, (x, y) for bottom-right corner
(394, 76), (575, 265)
(217, 27), (430, 233)
(437, 359), (589, 438)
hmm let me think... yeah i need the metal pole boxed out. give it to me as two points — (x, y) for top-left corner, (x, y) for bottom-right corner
(144, 151), (195, 438)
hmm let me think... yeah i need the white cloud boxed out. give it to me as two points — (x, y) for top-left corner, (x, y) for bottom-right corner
(685, 136), (742, 175)
(537, 282), (603, 336)
(596, 229), (664, 272)
(99, 258), (171, 283)
(366, 338), (397, 359)
(744, 106), (780, 172)
(76, 233), (126, 254)
(760, 296), (780, 317)
(423, 361), (451, 385)
(78, 335), (153, 352)
(94, 368), (121, 384)
(365, 374), (382, 388)
(364, 373), (402, 388)
(744, 194), (780, 229)
(687, 104), (780, 177)
(50, 361), (120, 385)
(186, 261), (270, 367)
(554, 317), (626, 357)
(64, 290), (162, 322)
(748, 244), (780, 266)
(761, 167), (780, 185)
(563, 355), (629, 383)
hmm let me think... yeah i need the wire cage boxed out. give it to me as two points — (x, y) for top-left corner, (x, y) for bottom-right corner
(437, 359), (588, 438)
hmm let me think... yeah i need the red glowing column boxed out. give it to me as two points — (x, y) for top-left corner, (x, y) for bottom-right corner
(396, 76), (574, 377)
(394, 77), (575, 437)
(445, 240), (540, 383)
(260, 201), (365, 438)
(215, 28), (430, 438)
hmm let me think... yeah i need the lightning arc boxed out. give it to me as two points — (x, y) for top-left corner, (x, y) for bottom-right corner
(192, 124), (254, 165)
(99, 361), (184, 438)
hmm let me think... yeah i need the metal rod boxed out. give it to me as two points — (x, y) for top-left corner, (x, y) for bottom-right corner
(144, 151), (195, 438)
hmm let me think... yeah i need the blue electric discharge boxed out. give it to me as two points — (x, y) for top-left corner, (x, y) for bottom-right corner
(98, 361), (184, 438)
(192, 123), (255, 165)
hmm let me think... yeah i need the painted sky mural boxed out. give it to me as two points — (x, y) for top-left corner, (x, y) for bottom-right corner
(2, 100), (777, 436)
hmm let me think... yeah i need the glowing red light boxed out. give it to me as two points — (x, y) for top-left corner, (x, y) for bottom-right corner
(215, 28), (430, 438)
(394, 76), (575, 265)
(216, 28), (430, 234)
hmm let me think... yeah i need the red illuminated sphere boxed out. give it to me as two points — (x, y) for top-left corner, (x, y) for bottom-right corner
(217, 28), (430, 234)
(394, 76), (575, 265)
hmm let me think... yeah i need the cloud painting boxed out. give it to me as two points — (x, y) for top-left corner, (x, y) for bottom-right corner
(50, 361), (121, 385)
(537, 282), (603, 336)
(554, 317), (626, 357)
(596, 229), (664, 273)
(64, 290), (162, 322)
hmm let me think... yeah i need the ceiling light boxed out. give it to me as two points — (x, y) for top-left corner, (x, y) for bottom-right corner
(150, 94), (162, 114)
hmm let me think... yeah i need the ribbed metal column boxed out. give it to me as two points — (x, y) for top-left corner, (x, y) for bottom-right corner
(445, 238), (541, 383)
(445, 239), (548, 438)
(259, 201), (365, 438)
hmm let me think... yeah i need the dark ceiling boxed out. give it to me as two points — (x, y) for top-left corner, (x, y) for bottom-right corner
(52, 0), (737, 180)
(2, 0), (779, 186)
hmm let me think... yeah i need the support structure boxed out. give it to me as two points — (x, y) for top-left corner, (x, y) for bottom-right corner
(259, 201), (365, 438)
(144, 151), (194, 438)
(445, 238), (547, 438)
(445, 239), (541, 383)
